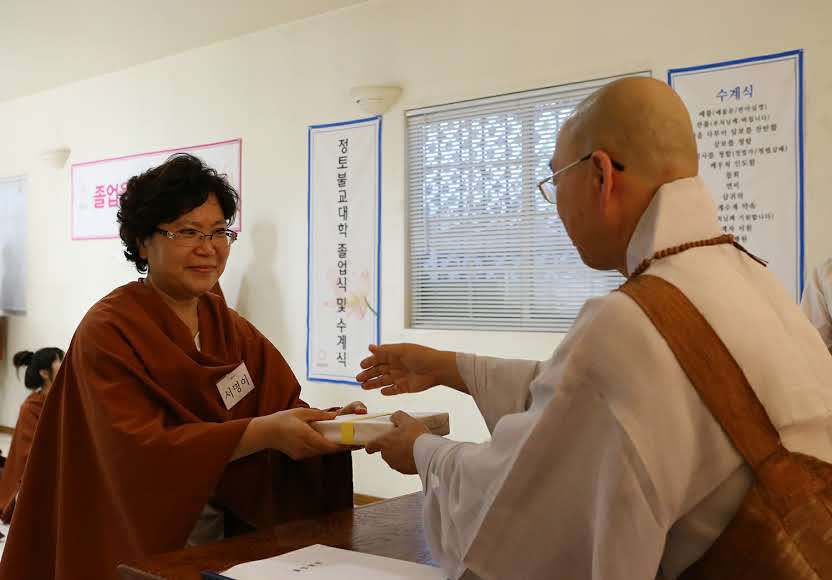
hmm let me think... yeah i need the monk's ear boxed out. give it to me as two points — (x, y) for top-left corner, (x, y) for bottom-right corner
(590, 151), (615, 202)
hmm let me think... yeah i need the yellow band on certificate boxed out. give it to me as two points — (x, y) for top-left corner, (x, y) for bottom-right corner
(338, 413), (393, 444)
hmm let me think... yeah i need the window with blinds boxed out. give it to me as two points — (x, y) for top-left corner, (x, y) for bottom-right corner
(406, 74), (647, 332)
(0, 176), (26, 314)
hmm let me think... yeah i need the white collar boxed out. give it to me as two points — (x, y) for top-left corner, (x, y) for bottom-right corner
(625, 176), (722, 275)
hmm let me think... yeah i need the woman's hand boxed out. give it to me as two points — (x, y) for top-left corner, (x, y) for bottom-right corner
(237, 407), (354, 461)
(333, 401), (368, 416)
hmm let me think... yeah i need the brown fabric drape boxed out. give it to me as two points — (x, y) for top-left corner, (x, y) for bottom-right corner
(0, 391), (45, 523)
(0, 282), (352, 580)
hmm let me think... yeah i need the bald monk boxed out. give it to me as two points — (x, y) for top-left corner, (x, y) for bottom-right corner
(358, 78), (832, 579)
(0, 153), (365, 580)
(0, 348), (64, 523)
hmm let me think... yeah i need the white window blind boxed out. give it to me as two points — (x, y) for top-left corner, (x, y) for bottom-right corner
(0, 176), (26, 314)
(406, 73), (647, 332)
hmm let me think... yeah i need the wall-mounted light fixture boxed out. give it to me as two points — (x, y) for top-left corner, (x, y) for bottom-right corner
(349, 86), (402, 116)
(39, 147), (71, 169)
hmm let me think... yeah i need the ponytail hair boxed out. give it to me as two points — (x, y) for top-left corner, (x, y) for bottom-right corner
(13, 347), (65, 390)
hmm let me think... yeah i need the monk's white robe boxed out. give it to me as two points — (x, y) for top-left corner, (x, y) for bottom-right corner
(414, 176), (832, 580)
(801, 258), (832, 350)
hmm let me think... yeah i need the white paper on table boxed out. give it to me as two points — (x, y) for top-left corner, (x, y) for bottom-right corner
(221, 544), (446, 579)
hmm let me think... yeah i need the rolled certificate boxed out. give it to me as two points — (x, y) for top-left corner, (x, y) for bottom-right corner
(311, 412), (450, 446)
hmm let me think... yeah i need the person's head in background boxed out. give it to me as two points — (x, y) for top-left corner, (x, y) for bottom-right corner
(545, 76), (699, 276)
(13, 348), (65, 392)
(117, 153), (239, 304)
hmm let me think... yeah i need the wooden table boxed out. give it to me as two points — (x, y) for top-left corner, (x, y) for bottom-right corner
(118, 493), (434, 580)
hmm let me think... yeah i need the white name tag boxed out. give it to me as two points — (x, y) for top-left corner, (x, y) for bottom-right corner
(216, 362), (255, 410)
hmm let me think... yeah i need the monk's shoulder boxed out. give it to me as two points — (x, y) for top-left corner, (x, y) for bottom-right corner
(573, 290), (649, 333)
(563, 289), (657, 360)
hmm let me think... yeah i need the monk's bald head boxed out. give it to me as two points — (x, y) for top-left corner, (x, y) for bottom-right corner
(559, 77), (698, 184)
(551, 78), (700, 274)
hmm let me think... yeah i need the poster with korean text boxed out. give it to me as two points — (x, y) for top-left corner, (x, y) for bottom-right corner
(71, 139), (242, 240)
(307, 117), (381, 384)
(669, 50), (804, 299)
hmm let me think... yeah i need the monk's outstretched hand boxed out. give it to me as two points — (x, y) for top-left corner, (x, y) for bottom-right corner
(356, 343), (466, 396)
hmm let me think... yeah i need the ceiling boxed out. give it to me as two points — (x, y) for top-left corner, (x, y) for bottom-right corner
(0, 0), (367, 102)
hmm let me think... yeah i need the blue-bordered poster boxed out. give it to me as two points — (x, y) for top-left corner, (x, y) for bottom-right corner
(307, 116), (381, 384)
(669, 50), (805, 300)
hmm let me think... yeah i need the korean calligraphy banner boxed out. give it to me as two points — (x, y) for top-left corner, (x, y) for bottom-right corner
(669, 50), (805, 299)
(307, 117), (381, 384)
(71, 139), (242, 240)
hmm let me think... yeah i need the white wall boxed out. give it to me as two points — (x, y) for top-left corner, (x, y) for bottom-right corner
(0, 0), (829, 498)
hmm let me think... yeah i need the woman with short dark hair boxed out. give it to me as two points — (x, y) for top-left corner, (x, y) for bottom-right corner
(0, 347), (64, 523)
(0, 154), (364, 580)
